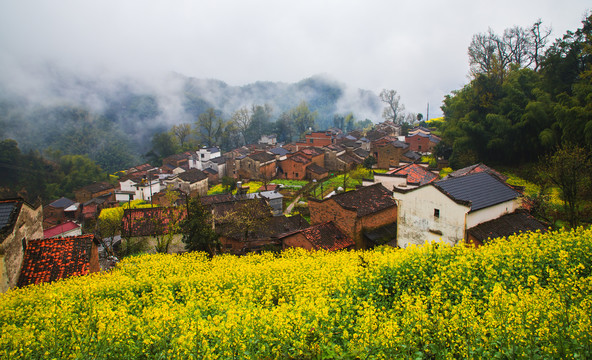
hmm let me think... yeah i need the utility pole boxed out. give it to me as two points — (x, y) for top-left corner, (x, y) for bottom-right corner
(426, 102), (430, 122)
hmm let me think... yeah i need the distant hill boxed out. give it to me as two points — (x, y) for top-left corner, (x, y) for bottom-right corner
(0, 66), (382, 171)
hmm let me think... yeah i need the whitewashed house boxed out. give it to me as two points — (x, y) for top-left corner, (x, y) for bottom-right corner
(393, 171), (522, 247)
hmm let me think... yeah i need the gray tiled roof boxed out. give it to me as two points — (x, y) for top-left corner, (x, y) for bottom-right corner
(49, 197), (75, 209)
(269, 147), (290, 156)
(468, 211), (548, 242)
(0, 200), (18, 231)
(434, 172), (520, 212)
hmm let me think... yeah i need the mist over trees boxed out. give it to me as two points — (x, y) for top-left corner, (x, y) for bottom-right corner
(0, 72), (382, 172)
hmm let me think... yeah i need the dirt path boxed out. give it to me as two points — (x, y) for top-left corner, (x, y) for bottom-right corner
(284, 195), (302, 215)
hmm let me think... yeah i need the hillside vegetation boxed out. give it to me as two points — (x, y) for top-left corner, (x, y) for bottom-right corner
(1, 228), (591, 359)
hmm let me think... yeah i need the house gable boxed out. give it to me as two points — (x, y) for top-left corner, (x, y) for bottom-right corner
(394, 184), (471, 248)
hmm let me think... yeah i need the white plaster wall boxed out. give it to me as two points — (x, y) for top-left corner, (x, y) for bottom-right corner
(395, 186), (470, 248)
(466, 199), (521, 228)
(373, 175), (407, 191)
(119, 179), (136, 192)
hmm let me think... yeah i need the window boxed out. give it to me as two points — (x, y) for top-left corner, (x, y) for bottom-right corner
(310, 139), (314, 143)
(434, 208), (440, 218)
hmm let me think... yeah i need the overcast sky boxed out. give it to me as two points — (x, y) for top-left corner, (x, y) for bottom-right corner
(0, 1), (589, 118)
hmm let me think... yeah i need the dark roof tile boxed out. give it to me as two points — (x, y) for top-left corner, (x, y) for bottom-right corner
(177, 169), (208, 183)
(434, 172), (520, 212)
(331, 183), (396, 217)
(285, 221), (354, 251)
(468, 211), (548, 242)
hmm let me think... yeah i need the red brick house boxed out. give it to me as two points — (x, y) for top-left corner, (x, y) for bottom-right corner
(43, 197), (79, 228)
(304, 131), (334, 147)
(17, 234), (100, 288)
(236, 151), (277, 180)
(306, 163), (329, 181)
(280, 221), (354, 251)
(162, 152), (191, 170)
(405, 133), (441, 153)
(279, 147), (326, 180)
(308, 183), (397, 249)
(370, 137), (410, 169)
(279, 154), (311, 180)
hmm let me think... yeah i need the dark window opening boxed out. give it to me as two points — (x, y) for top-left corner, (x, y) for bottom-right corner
(434, 209), (440, 218)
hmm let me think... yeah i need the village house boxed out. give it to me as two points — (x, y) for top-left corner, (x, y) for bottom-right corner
(43, 220), (82, 239)
(258, 134), (277, 146)
(405, 132), (441, 153)
(191, 147), (222, 170)
(200, 156), (227, 179)
(370, 137), (410, 169)
(43, 197), (79, 228)
(245, 190), (284, 216)
(162, 152), (191, 170)
(126, 163), (155, 175)
(303, 131), (334, 147)
(466, 210), (548, 247)
(308, 183), (398, 249)
(375, 121), (401, 136)
(151, 188), (187, 207)
(117, 172), (162, 203)
(0, 198), (43, 292)
(81, 193), (115, 223)
(17, 234), (100, 288)
(236, 151), (277, 180)
(122, 206), (187, 253)
(279, 221), (355, 251)
(269, 147), (291, 161)
(224, 147), (251, 178)
(444, 163), (508, 182)
(219, 213), (308, 254)
(74, 182), (115, 204)
(278, 154), (310, 180)
(366, 163), (439, 190)
(323, 144), (347, 172)
(201, 194), (307, 254)
(393, 171), (523, 248)
(166, 168), (208, 197)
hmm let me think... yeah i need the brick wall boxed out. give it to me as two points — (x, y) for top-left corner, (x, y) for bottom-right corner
(279, 158), (308, 180)
(305, 132), (333, 147)
(309, 199), (397, 249)
(282, 233), (314, 250)
(372, 143), (406, 169)
(405, 134), (430, 152)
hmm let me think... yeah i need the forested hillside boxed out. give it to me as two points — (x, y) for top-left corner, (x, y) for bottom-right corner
(0, 72), (381, 173)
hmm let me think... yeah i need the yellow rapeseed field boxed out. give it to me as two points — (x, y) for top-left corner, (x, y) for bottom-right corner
(1, 228), (591, 359)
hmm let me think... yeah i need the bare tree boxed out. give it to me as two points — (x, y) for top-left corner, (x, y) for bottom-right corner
(379, 89), (405, 124)
(171, 124), (192, 148)
(468, 29), (498, 77)
(196, 108), (222, 147)
(529, 19), (552, 71)
(231, 107), (251, 144)
(468, 20), (551, 79)
(503, 26), (532, 68)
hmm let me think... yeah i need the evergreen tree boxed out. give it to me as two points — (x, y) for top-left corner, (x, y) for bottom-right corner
(181, 197), (220, 256)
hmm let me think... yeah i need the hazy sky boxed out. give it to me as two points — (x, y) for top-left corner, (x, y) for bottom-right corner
(0, 1), (589, 118)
